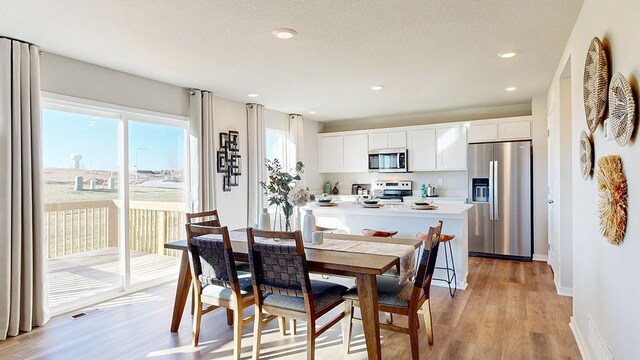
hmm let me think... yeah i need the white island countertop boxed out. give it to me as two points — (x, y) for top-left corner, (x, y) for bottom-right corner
(302, 202), (473, 220)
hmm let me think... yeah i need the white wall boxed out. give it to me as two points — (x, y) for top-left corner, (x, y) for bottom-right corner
(213, 97), (249, 230)
(40, 52), (189, 117)
(548, 0), (640, 358)
(322, 103), (532, 133)
(317, 171), (468, 198)
(265, 109), (289, 131)
(531, 95), (549, 260)
(303, 119), (322, 192)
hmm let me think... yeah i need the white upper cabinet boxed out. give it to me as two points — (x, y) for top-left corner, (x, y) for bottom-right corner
(388, 131), (407, 148)
(318, 135), (344, 173)
(368, 131), (406, 150)
(318, 133), (368, 173)
(498, 120), (531, 140)
(343, 134), (369, 172)
(436, 126), (467, 170)
(468, 123), (498, 143)
(469, 116), (532, 143)
(407, 128), (436, 171)
(368, 132), (388, 150)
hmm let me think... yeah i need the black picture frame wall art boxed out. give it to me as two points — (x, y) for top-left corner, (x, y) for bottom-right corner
(217, 130), (241, 191)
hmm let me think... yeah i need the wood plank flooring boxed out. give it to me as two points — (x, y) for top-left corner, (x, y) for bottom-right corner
(0, 257), (581, 359)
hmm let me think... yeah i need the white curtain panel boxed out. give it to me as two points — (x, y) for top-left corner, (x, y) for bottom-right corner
(189, 90), (216, 212)
(247, 103), (266, 226)
(288, 114), (304, 184)
(0, 38), (50, 340)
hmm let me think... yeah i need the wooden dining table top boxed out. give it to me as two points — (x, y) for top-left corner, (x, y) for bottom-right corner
(164, 230), (422, 276)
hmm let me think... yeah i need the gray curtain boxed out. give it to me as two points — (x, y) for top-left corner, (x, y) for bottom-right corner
(189, 90), (216, 212)
(0, 38), (50, 340)
(247, 103), (266, 226)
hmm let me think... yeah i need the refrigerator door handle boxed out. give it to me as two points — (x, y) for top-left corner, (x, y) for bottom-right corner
(489, 160), (494, 221)
(494, 160), (499, 221)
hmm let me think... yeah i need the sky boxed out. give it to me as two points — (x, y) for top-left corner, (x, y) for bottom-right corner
(43, 109), (185, 171)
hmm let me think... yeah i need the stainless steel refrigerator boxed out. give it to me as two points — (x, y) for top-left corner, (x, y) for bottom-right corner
(468, 141), (532, 260)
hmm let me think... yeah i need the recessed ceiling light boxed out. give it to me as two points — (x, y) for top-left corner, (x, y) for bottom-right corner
(272, 28), (297, 39)
(370, 85), (384, 91)
(247, 93), (260, 98)
(308, 110), (317, 114)
(505, 86), (518, 92)
(499, 50), (519, 59)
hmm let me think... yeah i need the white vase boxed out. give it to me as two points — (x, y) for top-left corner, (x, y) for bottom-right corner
(258, 208), (271, 230)
(302, 209), (316, 243)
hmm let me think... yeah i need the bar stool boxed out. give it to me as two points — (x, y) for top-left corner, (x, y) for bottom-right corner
(361, 229), (398, 237)
(433, 234), (457, 298)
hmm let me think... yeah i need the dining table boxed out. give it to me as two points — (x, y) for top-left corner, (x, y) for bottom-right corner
(164, 230), (422, 360)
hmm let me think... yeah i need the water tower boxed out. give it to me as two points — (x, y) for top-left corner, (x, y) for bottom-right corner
(70, 154), (82, 169)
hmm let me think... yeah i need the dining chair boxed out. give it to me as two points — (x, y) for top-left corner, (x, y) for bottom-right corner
(247, 228), (349, 360)
(186, 210), (251, 325)
(186, 224), (278, 359)
(342, 220), (443, 360)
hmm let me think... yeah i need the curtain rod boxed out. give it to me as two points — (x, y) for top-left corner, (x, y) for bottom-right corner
(0, 35), (36, 46)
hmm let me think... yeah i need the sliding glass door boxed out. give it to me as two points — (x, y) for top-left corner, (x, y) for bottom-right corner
(42, 99), (189, 313)
(127, 120), (186, 284)
(42, 108), (123, 311)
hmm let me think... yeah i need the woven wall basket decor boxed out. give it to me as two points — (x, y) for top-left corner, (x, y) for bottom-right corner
(597, 155), (627, 245)
(583, 37), (609, 133)
(608, 72), (636, 146)
(579, 131), (593, 179)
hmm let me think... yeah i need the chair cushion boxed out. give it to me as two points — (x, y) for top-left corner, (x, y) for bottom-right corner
(382, 267), (400, 278)
(235, 261), (251, 273)
(343, 276), (414, 308)
(262, 280), (347, 313)
(201, 271), (253, 301)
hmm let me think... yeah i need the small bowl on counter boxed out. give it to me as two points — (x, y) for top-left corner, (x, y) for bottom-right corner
(363, 199), (379, 205)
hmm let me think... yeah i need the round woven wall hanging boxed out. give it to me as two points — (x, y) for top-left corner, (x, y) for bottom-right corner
(608, 72), (636, 146)
(583, 37), (609, 133)
(579, 131), (593, 179)
(597, 155), (627, 245)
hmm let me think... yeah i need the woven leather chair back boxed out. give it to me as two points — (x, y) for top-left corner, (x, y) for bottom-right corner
(186, 224), (237, 288)
(413, 221), (443, 291)
(246, 228), (311, 298)
(186, 210), (221, 227)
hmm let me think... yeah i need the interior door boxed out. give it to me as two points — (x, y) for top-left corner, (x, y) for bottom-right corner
(467, 143), (494, 254)
(493, 141), (532, 257)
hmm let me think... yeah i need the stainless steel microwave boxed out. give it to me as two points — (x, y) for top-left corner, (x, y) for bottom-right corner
(368, 149), (408, 173)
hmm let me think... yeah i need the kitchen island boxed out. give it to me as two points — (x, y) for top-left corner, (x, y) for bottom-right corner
(301, 202), (473, 289)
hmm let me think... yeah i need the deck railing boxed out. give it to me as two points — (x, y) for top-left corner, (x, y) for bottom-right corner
(44, 200), (185, 259)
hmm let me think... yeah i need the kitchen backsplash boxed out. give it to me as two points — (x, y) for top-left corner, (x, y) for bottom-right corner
(312, 171), (468, 198)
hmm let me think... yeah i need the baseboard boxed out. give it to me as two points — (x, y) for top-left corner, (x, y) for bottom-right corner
(570, 316), (591, 360)
(432, 271), (468, 290)
(532, 253), (548, 262)
(554, 276), (573, 297)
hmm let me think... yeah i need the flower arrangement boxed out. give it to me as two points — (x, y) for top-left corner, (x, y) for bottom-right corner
(260, 159), (306, 231)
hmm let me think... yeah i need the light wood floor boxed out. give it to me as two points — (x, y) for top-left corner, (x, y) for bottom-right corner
(0, 257), (581, 359)
(47, 248), (180, 309)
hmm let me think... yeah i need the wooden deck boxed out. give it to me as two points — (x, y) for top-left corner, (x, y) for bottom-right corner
(46, 248), (180, 310)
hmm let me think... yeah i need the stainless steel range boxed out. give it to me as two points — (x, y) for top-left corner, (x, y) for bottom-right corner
(372, 180), (413, 203)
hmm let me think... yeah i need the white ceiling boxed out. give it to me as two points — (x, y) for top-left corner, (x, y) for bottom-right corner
(0, 0), (583, 121)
